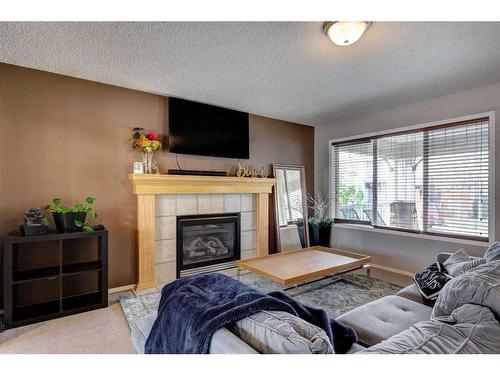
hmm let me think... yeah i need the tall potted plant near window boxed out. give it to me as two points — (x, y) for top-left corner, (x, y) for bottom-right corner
(307, 192), (333, 247)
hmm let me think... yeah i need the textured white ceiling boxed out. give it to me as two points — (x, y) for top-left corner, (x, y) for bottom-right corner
(2, 22), (500, 127)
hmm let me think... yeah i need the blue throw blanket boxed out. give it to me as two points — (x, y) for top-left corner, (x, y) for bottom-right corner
(144, 273), (357, 354)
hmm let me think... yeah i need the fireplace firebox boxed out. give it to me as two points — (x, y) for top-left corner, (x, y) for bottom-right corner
(176, 213), (241, 278)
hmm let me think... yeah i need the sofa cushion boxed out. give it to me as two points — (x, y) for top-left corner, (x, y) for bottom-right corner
(229, 310), (333, 354)
(485, 241), (500, 262)
(432, 260), (500, 320)
(208, 326), (259, 354)
(396, 284), (423, 304)
(444, 249), (486, 276)
(131, 312), (258, 354)
(336, 295), (432, 346)
(437, 252), (453, 264)
(360, 304), (500, 354)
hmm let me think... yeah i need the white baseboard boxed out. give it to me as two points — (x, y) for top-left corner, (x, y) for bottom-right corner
(371, 263), (415, 278)
(108, 284), (136, 294)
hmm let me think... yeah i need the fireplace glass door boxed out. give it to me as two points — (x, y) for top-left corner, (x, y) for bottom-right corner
(177, 213), (240, 277)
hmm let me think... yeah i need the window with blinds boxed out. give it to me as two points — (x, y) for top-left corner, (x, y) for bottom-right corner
(331, 117), (491, 241)
(332, 141), (373, 224)
(276, 169), (304, 227)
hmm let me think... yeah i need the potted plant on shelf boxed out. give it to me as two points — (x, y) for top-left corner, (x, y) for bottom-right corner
(44, 197), (103, 233)
(307, 192), (333, 247)
(130, 127), (162, 174)
(20, 207), (49, 236)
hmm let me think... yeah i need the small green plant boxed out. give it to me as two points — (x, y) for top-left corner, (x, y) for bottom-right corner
(44, 197), (100, 231)
(308, 217), (333, 228)
(24, 207), (50, 226)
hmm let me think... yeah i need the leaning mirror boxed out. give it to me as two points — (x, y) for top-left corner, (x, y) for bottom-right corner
(273, 164), (310, 252)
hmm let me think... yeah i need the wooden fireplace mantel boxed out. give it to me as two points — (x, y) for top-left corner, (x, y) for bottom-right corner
(129, 174), (276, 291)
(129, 174), (276, 195)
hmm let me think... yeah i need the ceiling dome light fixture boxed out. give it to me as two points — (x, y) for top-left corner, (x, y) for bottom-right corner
(323, 21), (372, 46)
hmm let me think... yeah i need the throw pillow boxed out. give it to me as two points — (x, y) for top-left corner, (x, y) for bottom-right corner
(444, 248), (486, 277)
(413, 262), (452, 306)
(361, 304), (500, 354)
(484, 241), (500, 262)
(229, 310), (334, 354)
(432, 260), (500, 319)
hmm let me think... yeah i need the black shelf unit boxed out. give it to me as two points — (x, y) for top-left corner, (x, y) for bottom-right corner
(3, 230), (108, 329)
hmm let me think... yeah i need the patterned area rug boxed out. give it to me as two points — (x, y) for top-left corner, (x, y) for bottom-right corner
(119, 272), (401, 329)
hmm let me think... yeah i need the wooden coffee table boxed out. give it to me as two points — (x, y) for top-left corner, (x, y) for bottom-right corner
(236, 246), (372, 292)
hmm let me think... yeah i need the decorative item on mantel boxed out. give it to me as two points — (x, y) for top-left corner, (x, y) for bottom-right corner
(130, 127), (162, 174)
(19, 207), (49, 236)
(133, 161), (144, 174)
(236, 161), (266, 178)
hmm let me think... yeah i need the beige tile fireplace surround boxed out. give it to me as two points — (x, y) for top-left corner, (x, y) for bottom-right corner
(129, 174), (276, 291)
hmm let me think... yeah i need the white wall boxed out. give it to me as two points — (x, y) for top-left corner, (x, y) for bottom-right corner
(315, 82), (500, 273)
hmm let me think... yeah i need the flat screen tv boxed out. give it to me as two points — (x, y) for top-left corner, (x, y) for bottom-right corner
(168, 97), (250, 159)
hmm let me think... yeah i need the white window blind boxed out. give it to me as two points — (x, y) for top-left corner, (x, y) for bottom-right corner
(276, 169), (304, 226)
(425, 121), (489, 239)
(331, 117), (490, 241)
(376, 133), (423, 230)
(331, 141), (373, 223)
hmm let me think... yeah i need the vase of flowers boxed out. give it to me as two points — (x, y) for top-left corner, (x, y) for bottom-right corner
(130, 127), (161, 174)
(143, 152), (153, 174)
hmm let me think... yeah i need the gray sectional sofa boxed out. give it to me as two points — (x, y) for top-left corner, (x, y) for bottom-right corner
(338, 251), (500, 353)
(131, 246), (500, 354)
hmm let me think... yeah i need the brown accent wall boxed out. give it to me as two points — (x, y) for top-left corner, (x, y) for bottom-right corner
(0, 63), (314, 291)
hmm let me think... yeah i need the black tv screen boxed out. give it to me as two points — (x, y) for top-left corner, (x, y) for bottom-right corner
(168, 97), (250, 159)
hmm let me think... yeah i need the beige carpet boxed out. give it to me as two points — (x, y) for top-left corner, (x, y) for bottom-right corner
(0, 269), (409, 354)
(0, 299), (133, 354)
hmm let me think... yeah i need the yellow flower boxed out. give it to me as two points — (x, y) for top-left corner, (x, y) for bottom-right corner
(137, 138), (150, 148)
(151, 140), (161, 151)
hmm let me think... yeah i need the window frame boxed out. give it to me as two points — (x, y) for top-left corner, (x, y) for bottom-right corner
(329, 112), (496, 244)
